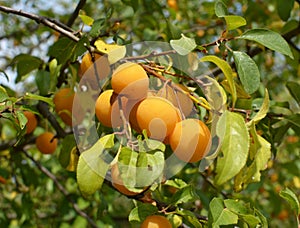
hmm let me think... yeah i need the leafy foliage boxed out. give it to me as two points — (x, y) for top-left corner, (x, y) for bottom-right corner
(0, 0), (300, 228)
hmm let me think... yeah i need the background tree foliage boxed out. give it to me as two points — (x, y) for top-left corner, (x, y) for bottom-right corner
(0, 0), (300, 227)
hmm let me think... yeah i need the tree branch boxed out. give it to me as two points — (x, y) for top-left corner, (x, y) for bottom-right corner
(36, 101), (67, 138)
(0, 5), (79, 42)
(23, 150), (99, 228)
(66, 0), (87, 27)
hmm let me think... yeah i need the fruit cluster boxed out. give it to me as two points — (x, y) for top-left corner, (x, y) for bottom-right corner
(93, 61), (212, 164)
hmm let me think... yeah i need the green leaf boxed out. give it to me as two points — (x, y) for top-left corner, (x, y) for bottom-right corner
(285, 114), (300, 128)
(279, 188), (300, 214)
(286, 81), (300, 104)
(58, 134), (77, 168)
(0, 86), (9, 102)
(128, 204), (158, 223)
(224, 15), (247, 31)
(35, 70), (50, 96)
(234, 123), (271, 192)
(24, 93), (53, 106)
(215, 0), (228, 17)
(248, 89), (269, 125)
(164, 179), (188, 189)
(89, 18), (106, 38)
(79, 13), (94, 26)
(254, 208), (268, 228)
(48, 37), (85, 65)
(171, 185), (198, 205)
(176, 209), (203, 227)
(209, 198), (239, 228)
(77, 134), (114, 197)
(16, 111), (27, 130)
(201, 55), (237, 105)
(239, 29), (294, 59)
(118, 147), (165, 189)
(136, 151), (164, 187)
(233, 51), (260, 94)
(215, 111), (249, 185)
(11, 54), (43, 82)
(224, 199), (261, 227)
(170, 34), (197, 55)
(277, 0), (294, 21)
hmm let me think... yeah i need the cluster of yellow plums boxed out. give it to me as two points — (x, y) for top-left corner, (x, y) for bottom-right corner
(91, 59), (212, 164)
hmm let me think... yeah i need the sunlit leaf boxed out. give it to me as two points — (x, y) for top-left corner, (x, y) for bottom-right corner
(66, 147), (79, 172)
(234, 123), (271, 192)
(201, 55), (237, 105)
(24, 93), (53, 106)
(128, 204), (158, 223)
(176, 208), (202, 227)
(79, 14), (94, 26)
(239, 29), (294, 59)
(94, 39), (126, 64)
(0, 86), (9, 102)
(118, 147), (164, 189)
(224, 15), (247, 31)
(77, 134), (114, 197)
(279, 188), (300, 214)
(248, 89), (269, 125)
(209, 198), (239, 227)
(170, 34), (197, 55)
(171, 185), (198, 205)
(215, 111), (249, 185)
(233, 51), (260, 94)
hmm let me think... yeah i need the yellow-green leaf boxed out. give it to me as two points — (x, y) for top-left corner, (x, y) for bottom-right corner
(215, 111), (249, 185)
(248, 89), (269, 126)
(94, 39), (126, 64)
(201, 56), (237, 106)
(224, 15), (247, 31)
(77, 134), (114, 197)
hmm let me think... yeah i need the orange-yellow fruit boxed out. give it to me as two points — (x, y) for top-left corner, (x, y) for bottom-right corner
(95, 90), (125, 128)
(141, 215), (172, 228)
(157, 84), (194, 117)
(111, 164), (140, 196)
(23, 111), (38, 134)
(36, 132), (58, 154)
(53, 88), (74, 126)
(169, 118), (211, 163)
(136, 97), (180, 141)
(111, 62), (149, 100)
(78, 52), (110, 90)
(167, 0), (178, 11)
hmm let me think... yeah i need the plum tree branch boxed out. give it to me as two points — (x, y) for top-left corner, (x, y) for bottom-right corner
(37, 101), (67, 139)
(66, 0), (87, 27)
(0, 5), (79, 42)
(23, 150), (99, 228)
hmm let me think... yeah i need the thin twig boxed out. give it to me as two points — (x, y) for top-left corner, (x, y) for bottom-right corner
(0, 5), (79, 42)
(37, 101), (67, 138)
(23, 150), (99, 228)
(66, 0), (87, 27)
